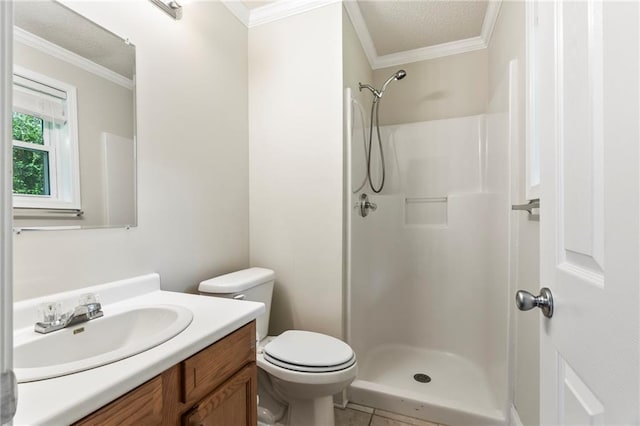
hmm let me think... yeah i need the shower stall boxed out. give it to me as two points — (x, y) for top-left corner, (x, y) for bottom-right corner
(344, 61), (515, 425)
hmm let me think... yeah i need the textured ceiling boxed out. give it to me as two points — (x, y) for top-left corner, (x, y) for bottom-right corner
(240, 0), (489, 56)
(14, 1), (135, 79)
(355, 0), (488, 56)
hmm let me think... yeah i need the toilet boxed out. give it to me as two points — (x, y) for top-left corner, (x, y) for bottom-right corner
(199, 267), (357, 426)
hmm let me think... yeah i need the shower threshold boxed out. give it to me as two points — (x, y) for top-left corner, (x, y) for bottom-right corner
(348, 344), (505, 426)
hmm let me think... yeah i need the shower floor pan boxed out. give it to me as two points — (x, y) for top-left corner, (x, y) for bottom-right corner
(348, 344), (505, 426)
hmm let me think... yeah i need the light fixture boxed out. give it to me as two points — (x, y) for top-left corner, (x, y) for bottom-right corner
(149, 0), (183, 20)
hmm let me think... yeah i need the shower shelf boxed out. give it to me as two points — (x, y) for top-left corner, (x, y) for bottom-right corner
(404, 197), (448, 203)
(404, 196), (448, 226)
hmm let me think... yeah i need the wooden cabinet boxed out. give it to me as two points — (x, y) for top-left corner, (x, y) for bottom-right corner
(75, 376), (164, 426)
(181, 321), (255, 406)
(182, 364), (257, 426)
(74, 321), (257, 426)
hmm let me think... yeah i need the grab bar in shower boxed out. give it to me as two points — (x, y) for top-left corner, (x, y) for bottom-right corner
(512, 199), (539, 221)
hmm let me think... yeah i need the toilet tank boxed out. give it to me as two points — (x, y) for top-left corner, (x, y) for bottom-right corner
(198, 267), (275, 342)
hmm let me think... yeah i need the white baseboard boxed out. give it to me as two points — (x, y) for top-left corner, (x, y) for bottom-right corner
(333, 389), (349, 409)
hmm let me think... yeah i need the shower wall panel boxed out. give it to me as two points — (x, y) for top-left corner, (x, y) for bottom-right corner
(349, 114), (507, 402)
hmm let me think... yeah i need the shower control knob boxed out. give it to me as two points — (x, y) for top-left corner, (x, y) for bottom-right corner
(359, 193), (377, 217)
(516, 288), (554, 318)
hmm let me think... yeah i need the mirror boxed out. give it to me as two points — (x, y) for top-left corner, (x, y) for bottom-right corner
(12, 1), (136, 230)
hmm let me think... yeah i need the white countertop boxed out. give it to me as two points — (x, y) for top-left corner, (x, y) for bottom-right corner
(13, 273), (265, 425)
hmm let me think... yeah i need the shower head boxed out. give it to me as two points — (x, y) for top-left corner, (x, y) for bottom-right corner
(358, 69), (407, 99)
(379, 69), (407, 98)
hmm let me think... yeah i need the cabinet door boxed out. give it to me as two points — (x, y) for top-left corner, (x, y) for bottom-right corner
(74, 376), (163, 426)
(183, 363), (257, 426)
(182, 322), (255, 405)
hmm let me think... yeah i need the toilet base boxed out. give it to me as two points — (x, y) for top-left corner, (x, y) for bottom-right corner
(257, 366), (340, 426)
(258, 393), (336, 426)
(288, 395), (335, 426)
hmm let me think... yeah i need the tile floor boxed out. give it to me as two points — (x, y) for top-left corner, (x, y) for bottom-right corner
(334, 403), (446, 426)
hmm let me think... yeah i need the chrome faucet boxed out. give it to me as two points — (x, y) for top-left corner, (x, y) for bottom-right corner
(34, 294), (104, 334)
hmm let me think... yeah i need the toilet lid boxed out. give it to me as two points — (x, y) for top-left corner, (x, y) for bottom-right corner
(263, 330), (355, 373)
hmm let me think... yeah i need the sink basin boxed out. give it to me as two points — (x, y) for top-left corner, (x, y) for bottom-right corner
(14, 304), (193, 383)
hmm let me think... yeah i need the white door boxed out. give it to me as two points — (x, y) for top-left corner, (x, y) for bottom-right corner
(534, 1), (639, 424)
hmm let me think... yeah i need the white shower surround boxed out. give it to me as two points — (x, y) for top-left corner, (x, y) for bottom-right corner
(346, 90), (512, 425)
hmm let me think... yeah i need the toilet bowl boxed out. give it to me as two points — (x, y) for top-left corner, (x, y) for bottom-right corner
(199, 268), (357, 426)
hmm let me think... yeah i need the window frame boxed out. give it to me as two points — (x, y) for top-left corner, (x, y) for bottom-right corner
(12, 65), (81, 210)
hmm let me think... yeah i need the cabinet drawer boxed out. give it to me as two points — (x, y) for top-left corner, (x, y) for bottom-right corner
(182, 321), (255, 404)
(182, 363), (257, 426)
(74, 375), (163, 426)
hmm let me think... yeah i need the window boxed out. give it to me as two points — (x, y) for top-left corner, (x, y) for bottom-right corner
(12, 67), (80, 210)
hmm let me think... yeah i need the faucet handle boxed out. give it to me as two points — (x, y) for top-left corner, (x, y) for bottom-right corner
(78, 293), (99, 306)
(38, 301), (62, 325)
(78, 293), (103, 320)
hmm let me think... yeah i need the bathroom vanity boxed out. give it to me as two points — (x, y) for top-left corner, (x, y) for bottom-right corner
(76, 321), (256, 425)
(13, 274), (265, 425)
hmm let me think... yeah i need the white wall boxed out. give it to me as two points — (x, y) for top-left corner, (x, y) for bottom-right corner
(13, 0), (249, 300)
(342, 8), (372, 111)
(487, 3), (540, 426)
(248, 3), (344, 338)
(373, 50), (488, 126)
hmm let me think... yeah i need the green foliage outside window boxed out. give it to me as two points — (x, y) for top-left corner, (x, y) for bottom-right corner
(12, 112), (49, 195)
(13, 112), (44, 144)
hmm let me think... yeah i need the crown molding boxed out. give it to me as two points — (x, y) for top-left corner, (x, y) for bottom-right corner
(221, 0), (340, 29)
(221, 1), (250, 27)
(14, 27), (134, 90)
(345, 0), (503, 70)
(343, 1), (377, 66)
(224, 0), (502, 68)
(249, 0), (340, 27)
(481, 1), (502, 45)
(373, 36), (487, 69)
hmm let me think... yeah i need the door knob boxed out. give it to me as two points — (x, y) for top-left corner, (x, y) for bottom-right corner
(515, 287), (554, 318)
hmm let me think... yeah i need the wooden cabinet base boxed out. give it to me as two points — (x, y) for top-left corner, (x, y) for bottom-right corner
(74, 322), (256, 426)
(75, 376), (163, 426)
(183, 363), (257, 426)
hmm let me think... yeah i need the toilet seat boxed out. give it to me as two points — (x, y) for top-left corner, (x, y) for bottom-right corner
(264, 353), (356, 373)
(263, 330), (356, 373)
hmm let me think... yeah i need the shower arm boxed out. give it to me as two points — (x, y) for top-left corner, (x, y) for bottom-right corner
(358, 83), (381, 99)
